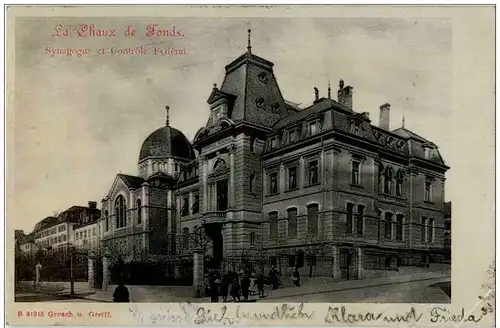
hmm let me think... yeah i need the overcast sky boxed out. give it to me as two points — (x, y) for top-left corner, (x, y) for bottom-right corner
(13, 17), (453, 232)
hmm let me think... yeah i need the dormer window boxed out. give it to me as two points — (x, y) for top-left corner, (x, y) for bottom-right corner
(309, 121), (318, 136)
(289, 128), (299, 143)
(270, 137), (278, 150)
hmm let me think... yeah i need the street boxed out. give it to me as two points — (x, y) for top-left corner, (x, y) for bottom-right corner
(261, 278), (451, 303)
(15, 293), (102, 303)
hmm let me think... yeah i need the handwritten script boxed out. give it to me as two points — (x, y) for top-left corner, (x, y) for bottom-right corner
(127, 301), (494, 325)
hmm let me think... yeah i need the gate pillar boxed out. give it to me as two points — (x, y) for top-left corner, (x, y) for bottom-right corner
(192, 249), (204, 298)
(102, 248), (111, 291)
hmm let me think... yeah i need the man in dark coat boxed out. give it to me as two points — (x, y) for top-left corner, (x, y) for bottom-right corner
(113, 278), (130, 302)
(257, 273), (265, 298)
(240, 273), (251, 301)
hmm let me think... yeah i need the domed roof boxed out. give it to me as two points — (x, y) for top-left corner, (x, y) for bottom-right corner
(139, 126), (195, 161)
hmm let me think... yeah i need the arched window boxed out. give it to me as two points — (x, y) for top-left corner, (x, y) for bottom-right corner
(104, 210), (109, 231)
(307, 203), (319, 236)
(136, 199), (142, 224)
(396, 214), (404, 241)
(249, 173), (255, 194)
(269, 212), (278, 239)
(384, 212), (393, 240)
(115, 195), (126, 229)
(287, 207), (298, 237)
(384, 167), (393, 194)
(153, 162), (158, 171)
(396, 170), (404, 196)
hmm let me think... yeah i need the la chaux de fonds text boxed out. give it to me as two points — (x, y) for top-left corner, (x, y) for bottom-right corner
(46, 24), (187, 57)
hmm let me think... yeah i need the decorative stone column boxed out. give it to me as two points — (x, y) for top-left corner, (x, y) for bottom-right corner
(202, 157), (209, 212)
(35, 263), (42, 291)
(88, 251), (96, 289)
(357, 247), (364, 280)
(192, 249), (204, 298)
(229, 144), (236, 207)
(102, 248), (111, 291)
(331, 246), (341, 280)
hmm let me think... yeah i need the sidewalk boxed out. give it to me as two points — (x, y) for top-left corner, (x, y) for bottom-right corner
(82, 270), (450, 303)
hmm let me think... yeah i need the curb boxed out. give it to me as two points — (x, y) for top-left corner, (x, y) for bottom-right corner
(265, 274), (450, 301)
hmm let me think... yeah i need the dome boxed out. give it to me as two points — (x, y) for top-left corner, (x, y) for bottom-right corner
(139, 126), (195, 161)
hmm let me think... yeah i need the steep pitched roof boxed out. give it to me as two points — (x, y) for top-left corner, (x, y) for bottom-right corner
(273, 98), (350, 129)
(391, 127), (429, 143)
(117, 174), (145, 189)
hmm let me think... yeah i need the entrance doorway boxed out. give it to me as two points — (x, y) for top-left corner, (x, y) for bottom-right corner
(340, 249), (357, 280)
(204, 223), (223, 268)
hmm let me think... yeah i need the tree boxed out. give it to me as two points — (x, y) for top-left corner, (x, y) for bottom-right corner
(303, 232), (329, 278)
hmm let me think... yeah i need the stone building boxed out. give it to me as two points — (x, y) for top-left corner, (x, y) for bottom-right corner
(98, 31), (450, 279)
(23, 202), (101, 253)
(99, 110), (196, 261)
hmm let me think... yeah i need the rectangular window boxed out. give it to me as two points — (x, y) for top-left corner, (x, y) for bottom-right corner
(427, 218), (434, 243)
(307, 160), (319, 185)
(181, 195), (189, 216)
(346, 203), (354, 234)
(351, 161), (360, 185)
(192, 194), (199, 214)
(270, 137), (278, 150)
(425, 181), (432, 202)
(269, 212), (278, 238)
(396, 214), (404, 241)
(421, 217), (427, 243)
(385, 212), (393, 240)
(289, 128), (299, 143)
(269, 172), (279, 194)
(288, 255), (296, 267)
(250, 232), (256, 246)
(307, 204), (319, 235)
(288, 166), (298, 190)
(287, 208), (298, 237)
(356, 205), (365, 236)
(396, 180), (403, 196)
(309, 121), (318, 135)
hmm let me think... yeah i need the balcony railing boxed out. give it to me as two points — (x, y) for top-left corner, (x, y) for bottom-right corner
(202, 211), (227, 224)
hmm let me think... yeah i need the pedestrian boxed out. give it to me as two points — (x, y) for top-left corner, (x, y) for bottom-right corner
(230, 276), (241, 302)
(292, 267), (301, 287)
(241, 273), (251, 302)
(209, 272), (220, 303)
(204, 274), (210, 297)
(113, 278), (130, 302)
(220, 272), (229, 302)
(257, 273), (265, 298)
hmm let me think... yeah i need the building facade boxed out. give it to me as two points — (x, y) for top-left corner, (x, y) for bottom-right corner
(16, 202), (101, 255)
(96, 34), (450, 279)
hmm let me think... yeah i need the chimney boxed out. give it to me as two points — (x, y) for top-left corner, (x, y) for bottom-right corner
(314, 87), (319, 102)
(362, 112), (370, 121)
(88, 201), (97, 209)
(337, 80), (353, 109)
(379, 103), (391, 130)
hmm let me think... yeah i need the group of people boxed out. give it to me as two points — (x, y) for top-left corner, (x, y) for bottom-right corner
(205, 269), (266, 303)
(204, 266), (300, 302)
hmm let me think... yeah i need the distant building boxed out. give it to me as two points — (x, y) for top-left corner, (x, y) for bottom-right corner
(30, 202), (101, 252)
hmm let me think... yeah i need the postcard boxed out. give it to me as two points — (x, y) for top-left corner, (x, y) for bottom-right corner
(5, 4), (495, 327)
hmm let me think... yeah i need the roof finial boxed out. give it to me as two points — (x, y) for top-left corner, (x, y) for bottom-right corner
(402, 114), (405, 128)
(165, 105), (170, 126)
(213, 83), (217, 89)
(328, 80), (331, 99)
(247, 29), (252, 54)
